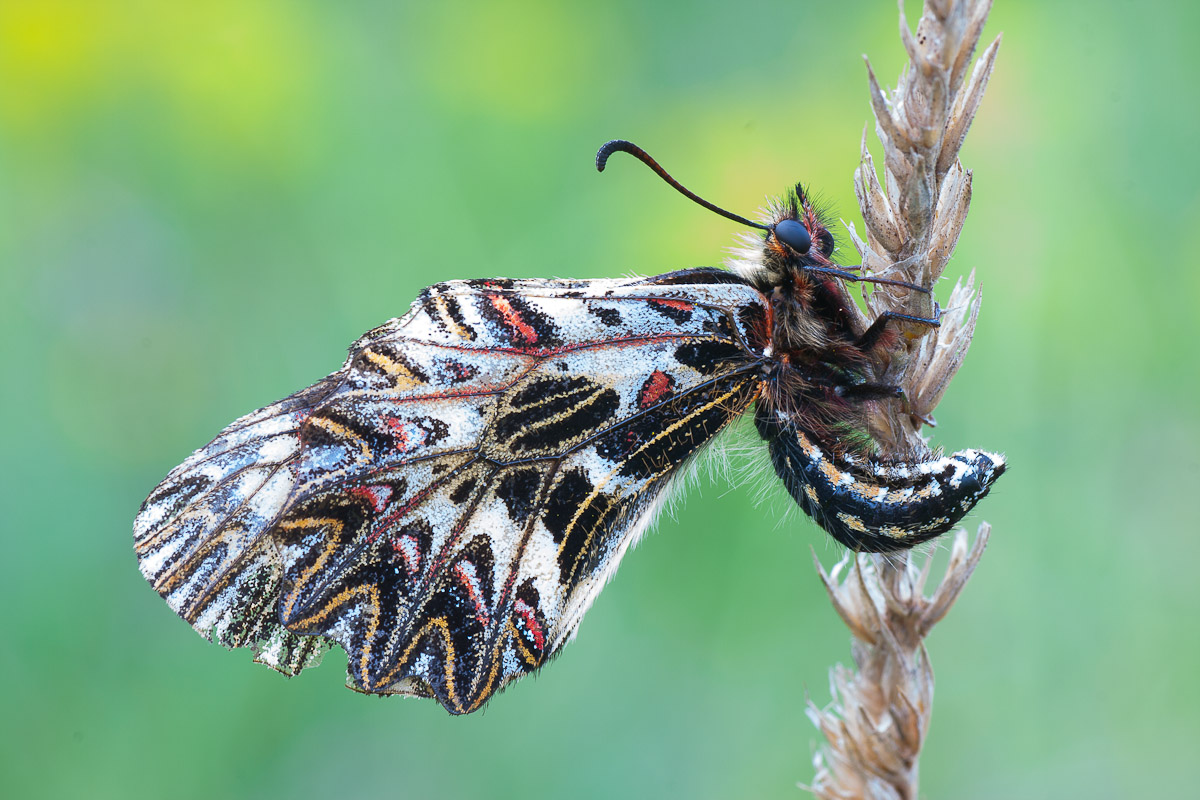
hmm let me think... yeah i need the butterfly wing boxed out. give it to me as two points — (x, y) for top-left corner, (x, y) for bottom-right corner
(133, 375), (342, 676)
(135, 269), (768, 713)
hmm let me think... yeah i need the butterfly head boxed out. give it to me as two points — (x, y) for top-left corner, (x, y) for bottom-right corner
(757, 184), (840, 286)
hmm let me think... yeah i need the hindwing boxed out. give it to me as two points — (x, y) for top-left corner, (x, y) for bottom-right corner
(135, 269), (769, 713)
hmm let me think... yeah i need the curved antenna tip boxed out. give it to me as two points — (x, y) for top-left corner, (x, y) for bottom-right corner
(593, 138), (770, 232)
(596, 139), (635, 172)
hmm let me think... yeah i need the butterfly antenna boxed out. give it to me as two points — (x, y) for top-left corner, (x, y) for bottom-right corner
(807, 265), (931, 293)
(596, 139), (929, 294)
(596, 140), (771, 233)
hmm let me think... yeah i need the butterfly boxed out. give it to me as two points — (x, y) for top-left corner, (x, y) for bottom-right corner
(134, 140), (1004, 714)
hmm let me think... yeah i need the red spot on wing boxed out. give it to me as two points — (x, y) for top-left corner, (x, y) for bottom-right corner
(488, 294), (539, 344)
(454, 562), (490, 626)
(365, 483), (441, 545)
(512, 598), (545, 651)
(350, 485), (393, 513)
(392, 534), (422, 577)
(439, 358), (478, 384)
(637, 370), (676, 409)
(384, 417), (443, 453)
(650, 299), (694, 312)
(384, 417), (413, 452)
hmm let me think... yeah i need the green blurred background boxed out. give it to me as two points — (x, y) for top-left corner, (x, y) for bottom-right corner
(2, 1), (1197, 797)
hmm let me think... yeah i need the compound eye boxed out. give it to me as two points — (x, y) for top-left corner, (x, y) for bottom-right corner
(816, 229), (835, 256)
(774, 219), (811, 254)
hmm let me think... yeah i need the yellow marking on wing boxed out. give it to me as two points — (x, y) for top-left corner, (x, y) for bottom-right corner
(462, 613), (545, 713)
(456, 466), (557, 710)
(555, 380), (754, 581)
(432, 292), (474, 341)
(355, 585), (383, 688)
(155, 467), (305, 616)
(143, 464), (285, 584)
(508, 621), (541, 667)
(375, 616), (463, 712)
(363, 349), (424, 390)
(136, 516), (200, 555)
(468, 625), (516, 714)
(307, 415), (373, 461)
(347, 371), (753, 711)
(277, 516), (343, 532)
(372, 609), (518, 715)
(135, 482), (225, 553)
(274, 525), (391, 696)
(154, 513), (258, 597)
(277, 515), (349, 625)
(501, 381), (612, 451)
(288, 579), (386, 689)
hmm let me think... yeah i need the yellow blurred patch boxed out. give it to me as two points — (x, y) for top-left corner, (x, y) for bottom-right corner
(0, 0), (319, 173)
(0, 0), (107, 130)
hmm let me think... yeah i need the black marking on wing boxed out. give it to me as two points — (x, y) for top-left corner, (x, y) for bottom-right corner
(496, 467), (543, 524)
(674, 339), (746, 374)
(492, 376), (621, 456)
(588, 305), (624, 326)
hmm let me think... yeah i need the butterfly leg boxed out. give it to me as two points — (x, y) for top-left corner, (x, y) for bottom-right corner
(855, 304), (941, 352)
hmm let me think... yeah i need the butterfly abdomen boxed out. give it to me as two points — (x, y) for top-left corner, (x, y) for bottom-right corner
(757, 409), (1005, 552)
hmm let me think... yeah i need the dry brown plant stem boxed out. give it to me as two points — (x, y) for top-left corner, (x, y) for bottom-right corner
(804, 1), (1001, 797)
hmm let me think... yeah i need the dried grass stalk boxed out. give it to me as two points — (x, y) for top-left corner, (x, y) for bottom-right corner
(804, 0), (1001, 796)
(804, 526), (990, 800)
(847, 0), (999, 452)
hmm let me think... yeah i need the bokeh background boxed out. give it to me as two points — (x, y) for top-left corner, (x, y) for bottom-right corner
(2, 1), (1197, 798)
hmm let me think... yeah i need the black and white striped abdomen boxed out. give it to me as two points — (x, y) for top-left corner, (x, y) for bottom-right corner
(758, 411), (1006, 552)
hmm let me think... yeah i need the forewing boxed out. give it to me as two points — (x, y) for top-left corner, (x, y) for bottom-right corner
(135, 270), (768, 713)
(134, 376), (342, 675)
